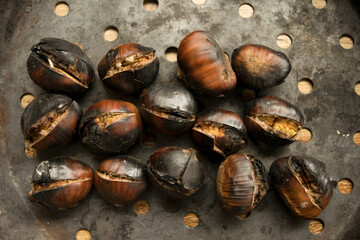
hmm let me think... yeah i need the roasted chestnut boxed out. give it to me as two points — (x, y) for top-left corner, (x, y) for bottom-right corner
(192, 108), (247, 159)
(217, 153), (268, 218)
(147, 146), (204, 198)
(244, 95), (304, 145)
(27, 38), (95, 94)
(98, 43), (159, 95)
(20, 93), (82, 158)
(79, 99), (142, 154)
(28, 157), (93, 209)
(269, 156), (332, 219)
(140, 80), (196, 135)
(94, 156), (147, 206)
(231, 44), (291, 91)
(177, 31), (236, 97)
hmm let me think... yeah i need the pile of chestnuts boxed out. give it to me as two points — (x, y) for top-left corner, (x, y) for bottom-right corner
(22, 33), (333, 227)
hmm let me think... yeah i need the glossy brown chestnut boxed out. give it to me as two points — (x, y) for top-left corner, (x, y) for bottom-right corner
(177, 31), (236, 97)
(27, 38), (95, 95)
(269, 156), (332, 219)
(147, 146), (204, 198)
(244, 95), (304, 145)
(94, 156), (147, 206)
(231, 44), (291, 91)
(140, 80), (196, 135)
(217, 153), (268, 218)
(192, 108), (247, 159)
(20, 93), (82, 158)
(98, 43), (159, 95)
(28, 157), (93, 209)
(79, 99), (143, 154)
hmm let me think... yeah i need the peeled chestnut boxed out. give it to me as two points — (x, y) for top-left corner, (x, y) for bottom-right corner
(244, 95), (304, 145)
(147, 146), (204, 198)
(177, 31), (236, 97)
(79, 99), (142, 154)
(231, 44), (291, 90)
(20, 93), (82, 158)
(98, 43), (159, 95)
(140, 80), (196, 135)
(27, 38), (95, 94)
(192, 108), (247, 159)
(217, 153), (268, 218)
(28, 157), (93, 209)
(269, 156), (332, 219)
(94, 156), (147, 206)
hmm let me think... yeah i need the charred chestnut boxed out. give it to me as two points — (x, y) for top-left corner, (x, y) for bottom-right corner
(98, 43), (159, 95)
(231, 44), (291, 90)
(27, 38), (95, 94)
(140, 80), (196, 135)
(244, 96), (304, 145)
(20, 93), (82, 158)
(79, 99), (142, 154)
(94, 156), (147, 206)
(192, 108), (247, 159)
(147, 146), (204, 198)
(177, 31), (236, 97)
(269, 156), (332, 219)
(28, 157), (93, 209)
(217, 153), (268, 218)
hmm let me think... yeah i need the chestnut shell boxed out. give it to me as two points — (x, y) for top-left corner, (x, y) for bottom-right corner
(28, 157), (93, 209)
(177, 31), (236, 97)
(98, 43), (159, 95)
(79, 99), (143, 154)
(217, 153), (268, 218)
(269, 156), (332, 219)
(94, 155), (147, 206)
(27, 38), (95, 94)
(147, 146), (204, 198)
(231, 44), (291, 90)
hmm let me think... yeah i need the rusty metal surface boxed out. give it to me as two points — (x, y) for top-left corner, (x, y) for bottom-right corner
(0, 0), (360, 239)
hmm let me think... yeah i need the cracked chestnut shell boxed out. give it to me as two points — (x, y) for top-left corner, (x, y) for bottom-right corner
(98, 43), (159, 95)
(94, 156), (147, 206)
(140, 80), (196, 135)
(217, 153), (268, 218)
(28, 157), (93, 209)
(147, 146), (204, 198)
(20, 93), (82, 158)
(192, 108), (247, 159)
(79, 99), (143, 154)
(231, 44), (291, 91)
(177, 31), (236, 97)
(269, 156), (332, 219)
(27, 38), (95, 94)
(244, 96), (304, 145)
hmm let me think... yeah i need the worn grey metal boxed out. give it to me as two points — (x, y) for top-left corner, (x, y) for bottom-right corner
(0, 0), (359, 239)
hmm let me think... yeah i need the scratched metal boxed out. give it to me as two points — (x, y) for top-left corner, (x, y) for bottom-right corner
(0, 0), (360, 239)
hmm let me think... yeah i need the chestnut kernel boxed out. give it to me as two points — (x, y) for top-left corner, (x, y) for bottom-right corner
(140, 80), (197, 135)
(27, 38), (95, 95)
(244, 95), (304, 145)
(28, 157), (93, 209)
(98, 43), (159, 95)
(192, 108), (247, 159)
(147, 146), (204, 198)
(79, 99), (143, 154)
(269, 156), (332, 219)
(217, 153), (268, 218)
(94, 156), (147, 206)
(20, 93), (82, 158)
(177, 31), (236, 97)
(231, 44), (291, 90)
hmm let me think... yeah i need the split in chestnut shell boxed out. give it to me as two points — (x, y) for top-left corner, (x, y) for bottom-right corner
(269, 156), (333, 219)
(27, 38), (95, 95)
